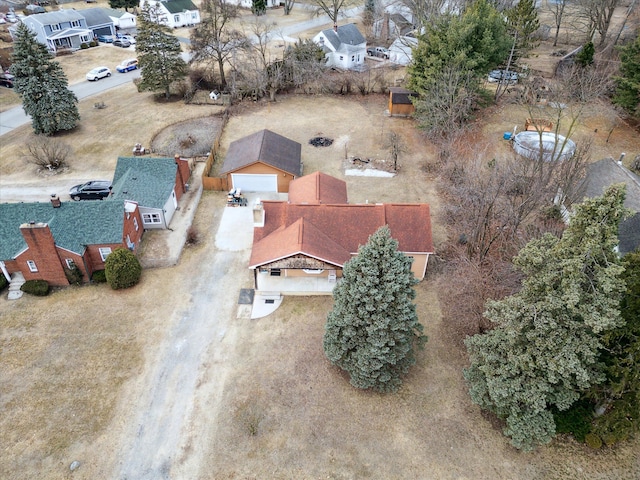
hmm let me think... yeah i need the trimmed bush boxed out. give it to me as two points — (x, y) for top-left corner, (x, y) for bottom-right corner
(64, 263), (83, 285)
(104, 248), (142, 290)
(89, 40), (97, 47)
(92, 269), (107, 283)
(585, 433), (603, 449)
(80, 43), (89, 49)
(21, 279), (50, 296)
(0, 274), (7, 291)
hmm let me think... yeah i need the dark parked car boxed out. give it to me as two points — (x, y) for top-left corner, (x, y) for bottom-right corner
(69, 181), (112, 200)
(0, 71), (14, 88)
(113, 38), (131, 48)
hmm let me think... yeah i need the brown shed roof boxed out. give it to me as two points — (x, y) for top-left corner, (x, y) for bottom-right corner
(220, 129), (302, 176)
(287, 171), (348, 204)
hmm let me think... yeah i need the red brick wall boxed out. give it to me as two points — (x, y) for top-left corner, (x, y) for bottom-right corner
(123, 204), (144, 251)
(85, 243), (125, 278)
(17, 223), (69, 286)
(174, 156), (191, 201)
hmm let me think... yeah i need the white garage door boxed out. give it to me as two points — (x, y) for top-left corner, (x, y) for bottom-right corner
(231, 174), (278, 192)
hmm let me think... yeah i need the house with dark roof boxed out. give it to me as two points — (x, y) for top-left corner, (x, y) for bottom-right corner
(78, 7), (116, 39)
(16, 10), (93, 52)
(579, 158), (640, 255)
(219, 129), (303, 193)
(102, 8), (137, 31)
(141, 0), (200, 28)
(111, 155), (192, 230)
(0, 198), (143, 287)
(313, 23), (367, 71)
(249, 173), (434, 295)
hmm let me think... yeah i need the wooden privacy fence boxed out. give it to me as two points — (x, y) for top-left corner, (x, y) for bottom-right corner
(202, 109), (230, 191)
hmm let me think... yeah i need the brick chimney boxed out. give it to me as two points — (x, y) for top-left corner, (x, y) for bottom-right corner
(50, 194), (61, 208)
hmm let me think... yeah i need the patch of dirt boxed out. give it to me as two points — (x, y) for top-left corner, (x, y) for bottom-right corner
(150, 115), (225, 158)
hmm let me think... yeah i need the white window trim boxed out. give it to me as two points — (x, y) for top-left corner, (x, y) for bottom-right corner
(65, 259), (75, 269)
(99, 247), (112, 262)
(133, 217), (139, 231)
(50, 23), (61, 31)
(142, 213), (162, 224)
(27, 260), (38, 272)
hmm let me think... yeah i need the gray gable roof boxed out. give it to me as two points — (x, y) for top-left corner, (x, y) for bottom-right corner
(101, 7), (129, 18)
(319, 23), (365, 51)
(111, 157), (177, 209)
(580, 158), (640, 255)
(220, 129), (302, 176)
(0, 200), (125, 259)
(26, 10), (85, 25)
(161, 0), (198, 14)
(78, 8), (115, 27)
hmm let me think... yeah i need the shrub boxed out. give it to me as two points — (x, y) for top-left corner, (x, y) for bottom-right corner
(20, 279), (50, 296)
(92, 269), (107, 283)
(80, 43), (89, 49)
(585, 433), (603, 449)
(64, 263), (83, 285)
(89, 40), (97, 47)
(0, 274), (7, 291)
(104, 248), (142, 289)
(553, 399), (594, 442)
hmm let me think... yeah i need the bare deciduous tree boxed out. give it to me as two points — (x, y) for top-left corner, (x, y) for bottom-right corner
(22, 136), (72, 172)
(309, 0), (356, 31)
(190, 0), (248, 88)
(573, 0), (621, 46)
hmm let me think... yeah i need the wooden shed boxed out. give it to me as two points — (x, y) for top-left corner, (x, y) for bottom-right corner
(388, 87), (417, 117)
(219, 129), (303, 193)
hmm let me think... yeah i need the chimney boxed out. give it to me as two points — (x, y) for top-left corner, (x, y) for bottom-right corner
(333, 23), (338, 33)
(50, 194), (61, 208)
(253, 198), (264, 227)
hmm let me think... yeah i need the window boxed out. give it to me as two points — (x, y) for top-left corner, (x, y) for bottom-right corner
(71, 20), (81, 27)
(191, 12), (197, 19)
(65, 259), (75, 269)
(339, 56), (344, 61)
(174, 14), (180, 22)
(270, 269), (281, 276)
(133, 217), (139, 231)
(99, 247), (112, 262)
(50, 23), (60, 31)
(303, 269), (324, 275)
(80, 35), (90, 43)
(27, 260), (38, 272)
(142, 213), (162, 224)
(351, 55), (355, 62)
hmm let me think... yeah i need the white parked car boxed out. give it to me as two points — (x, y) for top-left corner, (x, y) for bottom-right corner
(86, 67), (111, 81)
(117, 34), (136, 45)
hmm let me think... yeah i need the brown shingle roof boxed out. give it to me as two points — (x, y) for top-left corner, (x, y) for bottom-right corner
(219, 129), (302, 176)
(287, 171), (348, 204)
(249, 218), (352, 268)
(251, 201), (434, 268)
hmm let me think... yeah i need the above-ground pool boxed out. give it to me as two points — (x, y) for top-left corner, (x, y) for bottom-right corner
(512, 131), (576, 162)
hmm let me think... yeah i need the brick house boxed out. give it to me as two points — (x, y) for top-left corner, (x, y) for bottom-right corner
(0, 198), (143, 286)
(249, 172), (434, 295)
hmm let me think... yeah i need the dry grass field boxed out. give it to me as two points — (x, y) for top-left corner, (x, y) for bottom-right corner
(1, 91), (640, 479)
(1, 3), (640, 478)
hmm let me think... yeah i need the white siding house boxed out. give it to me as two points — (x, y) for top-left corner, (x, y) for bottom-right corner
(313, 24), (366, 71)
(141, 0), (200, 28)
(389, 35), (418, 65)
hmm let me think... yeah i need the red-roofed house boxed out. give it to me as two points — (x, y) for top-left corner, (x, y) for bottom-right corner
(249, 173), (434, 295)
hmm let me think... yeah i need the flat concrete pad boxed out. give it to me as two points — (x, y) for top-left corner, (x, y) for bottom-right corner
(251, 293), (283, 320)
(238, 288), (255, 305)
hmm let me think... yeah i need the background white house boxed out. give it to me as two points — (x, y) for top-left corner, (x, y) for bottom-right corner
(389, 35), (418, 65)
(313, 23), (366, 71)
(141, 0), (201, 28)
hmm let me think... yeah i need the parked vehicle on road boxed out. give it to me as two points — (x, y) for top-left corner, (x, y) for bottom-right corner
(0, 71), (14, 88)
(116, 58), (138, 73)
(97, 34), (114, 43)
(116, 33), (136, 44)
(86, 66), (111, 81)
(69, 181), (112, 201)
(367, 46), (389, 59)
(113, 38), (131, 48)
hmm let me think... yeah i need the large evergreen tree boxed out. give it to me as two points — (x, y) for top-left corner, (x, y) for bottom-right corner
(9, 23), (79, 136)
(464, 184), (628, 450)
(108, 0), (138, 11)
(136, 2), (188, 98)
(408, 0), (511, 136)
(323, 226), (427, 393)
(613, 32), (640, 117)
(589, 250), (640, 445)
(505, 0), (540, 61)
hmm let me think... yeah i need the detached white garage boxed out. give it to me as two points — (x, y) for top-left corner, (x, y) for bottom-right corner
(231, 173), (278, 192)
(219, 129), (303, 193)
